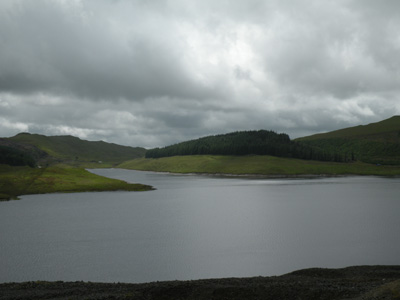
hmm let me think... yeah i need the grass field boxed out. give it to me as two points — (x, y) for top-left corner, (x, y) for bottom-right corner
(0, 164), (153, 200)
(118, 155), (400, 176)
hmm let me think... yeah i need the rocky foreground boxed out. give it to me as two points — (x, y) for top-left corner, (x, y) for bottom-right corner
(1, 266), (400, 300)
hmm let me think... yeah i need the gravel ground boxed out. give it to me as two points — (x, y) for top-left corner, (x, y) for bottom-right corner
(1, 266), (400, 300)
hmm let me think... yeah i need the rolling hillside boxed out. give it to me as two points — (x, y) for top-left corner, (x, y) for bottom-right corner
(120, 115), (400, 175)
(296, 116), (400, 164)
(146, 130), (346, 162)
(0, 134), (150, 200)
(2, 115), (399, 171)
(4, 133), (145, 166)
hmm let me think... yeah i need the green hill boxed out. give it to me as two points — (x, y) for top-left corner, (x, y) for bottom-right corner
(296, 116), (400, 164)
(146, 130), (345, 162)
(5, 133), (145, 166)
(120, 116), (400, 176)
(0, 134), (149, 200)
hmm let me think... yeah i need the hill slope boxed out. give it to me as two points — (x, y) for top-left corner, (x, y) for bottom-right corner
(5, 133), (145, 166)
(297, 116), (400, 141)
(296, 116), (400, 164)
(0, 145), (37, 167)
(146, 130), (345, 162)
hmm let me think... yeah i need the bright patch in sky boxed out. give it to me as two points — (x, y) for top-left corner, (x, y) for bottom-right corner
(0, 0), (399, 147)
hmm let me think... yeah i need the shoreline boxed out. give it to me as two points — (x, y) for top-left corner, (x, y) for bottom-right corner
(118, 167), (400, 179)
(3, 165), (399, 201)
(118, 155), (400, 177)
(1, 265), (399, 300)
(0, 165), (154, 201)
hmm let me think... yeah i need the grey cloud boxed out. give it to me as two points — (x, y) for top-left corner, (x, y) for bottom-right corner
(0, 0), (219, 101)
(256, 0), (400, 99)
(0, 0), (399, 148)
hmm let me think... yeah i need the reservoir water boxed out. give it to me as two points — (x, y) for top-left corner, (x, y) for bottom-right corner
(1, 169), (400, 283)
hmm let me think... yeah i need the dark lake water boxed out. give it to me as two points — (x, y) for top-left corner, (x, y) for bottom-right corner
(1, 169), (400, 283)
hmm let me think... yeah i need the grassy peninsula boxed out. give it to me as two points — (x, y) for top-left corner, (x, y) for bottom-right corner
(0, 164), (153, 200)
(0, 133), (153, 200)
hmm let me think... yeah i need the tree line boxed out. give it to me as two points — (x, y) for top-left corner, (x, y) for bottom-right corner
(145, 130), (348, 162)
(0, 145), (36, 167)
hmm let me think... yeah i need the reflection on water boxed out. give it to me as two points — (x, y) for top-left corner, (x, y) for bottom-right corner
(1, 169), (399, 283)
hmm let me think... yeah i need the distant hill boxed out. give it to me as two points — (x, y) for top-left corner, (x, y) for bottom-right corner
(145, 130), (346, 162)
(296, 116), (400, 164)
(2, 133), (145, 166)
(0, 145), (36, 167)
(0, 137), (48, 167)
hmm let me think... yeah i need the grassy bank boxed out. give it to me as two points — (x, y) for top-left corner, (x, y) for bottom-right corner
(118, 155), (400, 176)
(0, 164), (153, 200)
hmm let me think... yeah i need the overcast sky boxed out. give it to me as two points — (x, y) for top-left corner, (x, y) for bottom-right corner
(1, 0), (400, 148)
